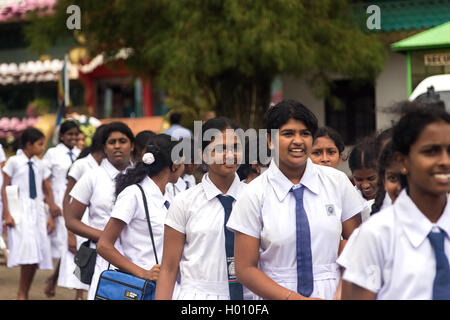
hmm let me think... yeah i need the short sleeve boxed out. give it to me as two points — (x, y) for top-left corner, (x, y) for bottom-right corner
(42, 149), (53, 169)
(2, 157), (16, 178)
(70, 173), (93, 205)
(110, 186), (138, 225)
(336, 223), (384, 293)
(68, 160), (85, 181)
(164, 196), (188, 234)
(338, 172), (365, 222)
(226, 186), (262, 239)
(39, 161), (51, 180)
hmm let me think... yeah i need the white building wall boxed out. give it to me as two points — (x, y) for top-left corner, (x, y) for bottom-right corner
(375, 51), (408, 131)
(280, 51), (408, 176)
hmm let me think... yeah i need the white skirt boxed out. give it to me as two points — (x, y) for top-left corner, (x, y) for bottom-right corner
(176, 279), (230, 300)
(7, 198), (53, 270)
(49, 191), (67, 259)
(57, 211), (90, 290)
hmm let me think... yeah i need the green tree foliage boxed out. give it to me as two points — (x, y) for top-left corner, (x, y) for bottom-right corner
(25, 0), (386, 129)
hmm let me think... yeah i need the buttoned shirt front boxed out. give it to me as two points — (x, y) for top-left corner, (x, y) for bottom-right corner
(165, 173), (246, 297)
(227, 158), (365, 299)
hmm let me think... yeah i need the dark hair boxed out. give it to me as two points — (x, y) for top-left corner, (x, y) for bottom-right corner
(264, 100), (318, 136)
(394, 100), (424, 115)
(348, 136), (378, 172)
(134, 130), (156, 160)
(101, 121), (135, 146)
(313, 126), (345, 154)
(200, 116), (240, 153)
(115, 134), (180, 196)
(20, 127), (45, 148)
(370, 141), (407, 215)
(170, 112), (182, 125)
(59, 120), (80, 141)
(392, 107), (450, 156)
(90, 124), (108, 153)
(77, 146), (92, 160)
(237, 137), (264, 181)
(375, 127), (393, 157)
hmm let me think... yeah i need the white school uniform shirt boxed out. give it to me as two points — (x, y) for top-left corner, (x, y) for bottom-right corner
(111, 176), (166, 270)
(337, 190), (450, 300)
(356, 188), (374, 223)
(165, 172), (246, 299)
(70, 157), (132, 300)
(182, 174), (196, 189)
(2, 153), (53, 269)
(70, 158), (130, 232)
(43, 143), (81, 202)
(68, 153), (99, 181)
(226, 158), (365, 300)
(43, 143), (80, 258)
(165, 176), (188, 204)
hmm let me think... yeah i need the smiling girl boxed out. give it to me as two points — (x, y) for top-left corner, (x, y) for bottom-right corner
(155, 117), (247, 300)
(227, 100), (364, 300)
(338, 108), (450, 300)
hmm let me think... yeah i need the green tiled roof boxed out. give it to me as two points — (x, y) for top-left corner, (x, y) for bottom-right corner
(391, 21), (450, 51)
(353, 0), (450, 32)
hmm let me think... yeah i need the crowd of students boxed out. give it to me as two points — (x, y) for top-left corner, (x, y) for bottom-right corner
(1, 98), (449, 300)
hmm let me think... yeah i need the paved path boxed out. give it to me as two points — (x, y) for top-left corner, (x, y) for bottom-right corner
(0, 252), (86, 300)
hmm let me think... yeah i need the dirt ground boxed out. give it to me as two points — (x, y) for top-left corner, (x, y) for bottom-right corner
(0, 250), (87, 300)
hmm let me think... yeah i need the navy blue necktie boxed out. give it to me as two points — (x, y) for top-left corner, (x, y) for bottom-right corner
(164, 200), (170, 209)
(290, 186), (314, 297)
(28, 161), (37, 199)
(216, 194), (243, 300)
(428, 229), (450, 300)
(185, 180), (190, 189)
(68, 151), (74, 163)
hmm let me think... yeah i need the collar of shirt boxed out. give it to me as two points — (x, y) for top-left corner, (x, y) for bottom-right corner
(17, 152), (37, 165)
(140, 176), (166, 209)
(267, 157), (319, 202)
(173, 176), (187, 192)
(395, 189), (450, 248)
(201, 172), (242, 200)
(100, 158), (132, 180)
(86, 153), (100, 169)
(56, 142), (71, 153)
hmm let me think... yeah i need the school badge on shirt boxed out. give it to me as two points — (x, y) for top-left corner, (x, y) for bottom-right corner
(325, 204), (335, 216)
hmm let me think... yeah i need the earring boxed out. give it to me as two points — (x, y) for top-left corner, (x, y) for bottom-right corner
(401, 167), (408, 175)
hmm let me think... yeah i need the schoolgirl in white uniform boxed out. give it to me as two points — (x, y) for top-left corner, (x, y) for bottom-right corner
(310, 126), (345, 169)
(43, 120), (81, 259)
(97, 134), (184, 296)
(1, 127), (59, 300)
(338, 108), (450, 300)
(155, 117), (247, 300)
(65, 122), (135, 300)
(348, 136), (379, 223)
(52, 125), (107, 299)
(180, 138), (198, 189)
(165, 176), (188, 203)
(226, 100), (364, 300)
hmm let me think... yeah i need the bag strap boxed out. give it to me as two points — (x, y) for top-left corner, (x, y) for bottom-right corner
(136, 183), (159, 265)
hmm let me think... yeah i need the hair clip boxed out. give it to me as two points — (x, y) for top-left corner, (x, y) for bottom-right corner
(142, 152), (155, 165)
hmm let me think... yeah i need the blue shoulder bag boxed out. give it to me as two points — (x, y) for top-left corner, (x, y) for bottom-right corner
(95, 184), (159, 300)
